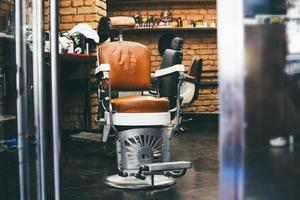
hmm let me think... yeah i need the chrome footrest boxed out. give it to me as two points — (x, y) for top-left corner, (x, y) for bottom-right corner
(142, 161), (192, 173)
(136, 161), (192, 180)
(135, 161), (192, 186)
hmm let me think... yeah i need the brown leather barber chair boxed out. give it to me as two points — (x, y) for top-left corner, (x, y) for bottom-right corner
(96, 16), (137, 144)
(149, 36), (203, 131)
(95, 40), (191, 189)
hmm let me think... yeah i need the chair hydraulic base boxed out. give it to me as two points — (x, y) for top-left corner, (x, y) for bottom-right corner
(105, 161), (191, 189)
(104, 174), (175, 189)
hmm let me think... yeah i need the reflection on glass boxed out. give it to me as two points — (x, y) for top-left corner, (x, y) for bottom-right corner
(0, 0), (14, 36)
(286, 1), (300, 54)
(244, 0), (287, 17)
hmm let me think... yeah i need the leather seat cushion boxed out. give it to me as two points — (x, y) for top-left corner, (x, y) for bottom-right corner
(112, 96), (170, 113)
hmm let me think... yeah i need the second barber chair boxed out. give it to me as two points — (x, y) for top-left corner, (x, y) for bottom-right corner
(152, 37), (203, 129)
(95, 40), (191, 189)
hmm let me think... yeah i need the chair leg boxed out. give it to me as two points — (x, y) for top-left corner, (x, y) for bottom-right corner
(102, 124), (111, 142)
(178, 125), (190, 132)
(100, 135), (116, 157)
(174, 116), (192, 133)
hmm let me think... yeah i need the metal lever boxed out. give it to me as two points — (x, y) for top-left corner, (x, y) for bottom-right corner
(136, 161), (192, 179)
(164, 169), (187, 178)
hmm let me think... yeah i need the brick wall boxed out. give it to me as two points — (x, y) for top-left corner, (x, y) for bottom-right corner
(108, 3), (219, 114)
(55, 0), (107, 130)
(43, 0), (107, 32)
(42, 0), (106, 130)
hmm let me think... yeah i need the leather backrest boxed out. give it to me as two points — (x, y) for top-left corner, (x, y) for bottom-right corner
(170, 37), (184, 51)
(188, 58), (203, 101)
(158, 33), (176, 56)
(98, 16), (111, 43)
(159, 49), (183, 99)
(160, 49), (183, 69)
(99, 41), (151, 91)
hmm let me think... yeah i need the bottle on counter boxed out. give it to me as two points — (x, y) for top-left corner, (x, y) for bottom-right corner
(196, 20), (200, 28)
(178, 17), (183, 27)
(190, 20), (196, 28)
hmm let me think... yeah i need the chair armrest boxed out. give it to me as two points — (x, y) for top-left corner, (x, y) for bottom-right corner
(95, 64), (110, 79)
(95, 64), (110, 74)
(154, 64), (184, 78)
(182, 74), (197, 84)
(150, 72), (156, 83)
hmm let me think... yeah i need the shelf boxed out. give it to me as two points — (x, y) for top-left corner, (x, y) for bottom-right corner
(124, 27), (217, 33)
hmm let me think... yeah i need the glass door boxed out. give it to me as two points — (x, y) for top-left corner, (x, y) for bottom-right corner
(0, 0), (60, 199)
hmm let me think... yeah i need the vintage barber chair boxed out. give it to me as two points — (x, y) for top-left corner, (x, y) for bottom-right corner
(96, 16), (136, 144)
(95, 40), (192, 189)
(150, 37), (184, 108)
(180, 58), (203, 106)
(152, 37), (203, 129)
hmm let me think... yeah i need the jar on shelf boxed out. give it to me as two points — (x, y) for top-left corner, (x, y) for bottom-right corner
(199, 20), (204, 27)
(178, 17), (183, 27)
(210, 20), (216, 28)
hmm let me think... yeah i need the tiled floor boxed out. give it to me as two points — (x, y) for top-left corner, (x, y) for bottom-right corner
(1, 122), (300, 200)
(61, 123), (219, 200)
(245, 144), (300, 200)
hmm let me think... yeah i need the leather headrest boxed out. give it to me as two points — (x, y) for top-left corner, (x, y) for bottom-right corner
(110, 16), (136, 29)
(98, 16), (111, 43)
(158, 33), (176, 57)
(170, 37), (184, 51)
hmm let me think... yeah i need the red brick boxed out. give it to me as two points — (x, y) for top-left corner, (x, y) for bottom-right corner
(85, 0), (96, 5)
(60, 23), (75, 31)
(73, 0), (84, 7)
(59, 7), (76, 15)
(204, 15), (217, 20)
(96, 0), (107, 9)
(60, 15), (73, 23)
(78, 6), (96, 14)
(199, 9), (208, 14)
(73, 15), (85, 22)
(196, 50), (213, 55)
(60, 0), (71, 7)
(85, 14), (97, 22)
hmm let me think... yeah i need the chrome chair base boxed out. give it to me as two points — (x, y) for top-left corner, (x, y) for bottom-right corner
(104, 174), (175, 189)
